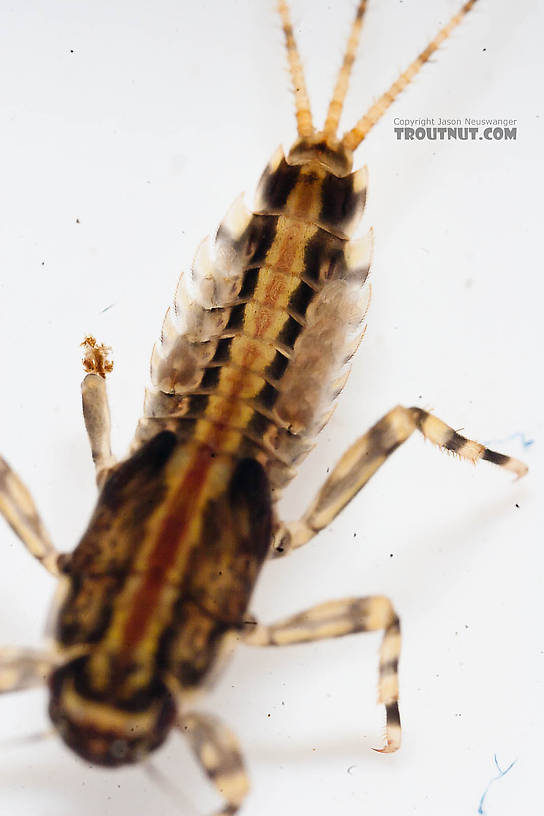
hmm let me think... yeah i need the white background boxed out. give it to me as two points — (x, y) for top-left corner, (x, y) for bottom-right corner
(0, 1), (542, 814)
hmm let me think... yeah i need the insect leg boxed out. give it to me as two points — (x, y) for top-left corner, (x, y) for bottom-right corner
(244, 595), (401, 752)
(272, 404), (527, 556)
(80, 337), (116, 487)
(0, 456), (62, 576)
(0, 647), (57, 693)
(178, 711), (249, 816)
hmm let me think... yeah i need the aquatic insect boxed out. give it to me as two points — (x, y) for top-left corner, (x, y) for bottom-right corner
(0, 1), (527, 813)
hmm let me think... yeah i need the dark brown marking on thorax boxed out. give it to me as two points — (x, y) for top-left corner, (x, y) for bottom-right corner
(159, 457), (272, 688)
(56, 434), (272, 700)
(57, 431), (178, 646)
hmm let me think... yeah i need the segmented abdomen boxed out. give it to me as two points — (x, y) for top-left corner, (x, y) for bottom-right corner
(133, 148), (372, 491)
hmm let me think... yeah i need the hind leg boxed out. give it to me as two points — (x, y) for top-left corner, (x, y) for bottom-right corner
(244, 595), (401, 753)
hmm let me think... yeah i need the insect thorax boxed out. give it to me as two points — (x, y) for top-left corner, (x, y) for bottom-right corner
(49, 434), (272, 763)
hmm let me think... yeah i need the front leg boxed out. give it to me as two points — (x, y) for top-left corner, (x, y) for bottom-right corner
(243, 595), (401, 753)
(81, 337), (116, 488)
(0, 457), (62, 576)
(272, 404), (528, 556)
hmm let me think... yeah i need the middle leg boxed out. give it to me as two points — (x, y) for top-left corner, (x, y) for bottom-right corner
(0, 646), (58, 694)
(243, 594), (401, 752)
(80, 337), (116, 488)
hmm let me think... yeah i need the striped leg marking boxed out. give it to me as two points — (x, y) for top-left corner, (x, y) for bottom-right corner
(0, 456), (61, 576)
(81, 339), (116, 488)
(243, 595), (401, 753)
(178, 712), (249, 816)
(272, 404), (528, 556)
(0, 647), (57, 693)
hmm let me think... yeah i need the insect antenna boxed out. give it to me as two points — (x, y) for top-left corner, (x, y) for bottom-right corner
(322, 0), (369, 141)
(277, 0), (314, 138)
(342, 0), (478, 152)
(0, 728), (55, 751)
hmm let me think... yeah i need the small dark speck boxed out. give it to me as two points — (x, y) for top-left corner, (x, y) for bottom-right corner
(75, 218), (80, 223)
(41, 261), (45, 266)
(515, 503), (520, 508)
(418, 395), (422, 399)
(353, 532), (357, 538)
(101, 303), (115, 313)
(482, 47), (487, 52)
(218, 570), (223, 576)
(347, 765), (356, 775)
(389, 553), (394, 558)
(326, 467), (330, 473)
(465, 624), (469, 629)
(267, 713), (271, 718)
(70, 49), (74, 53)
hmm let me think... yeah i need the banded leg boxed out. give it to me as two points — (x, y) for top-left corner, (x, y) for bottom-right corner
(272, 404), (528, 556)
(0, 457), (61, 576)
(244, 595), (401, 752)
(0, 647), (57, 693)
(178, 711), (249, 816)
(81, 337), (116, 488)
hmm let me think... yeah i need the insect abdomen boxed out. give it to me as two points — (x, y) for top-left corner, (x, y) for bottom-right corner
(136, 147), (372, 490)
